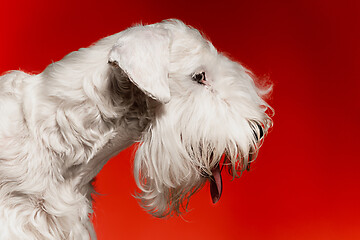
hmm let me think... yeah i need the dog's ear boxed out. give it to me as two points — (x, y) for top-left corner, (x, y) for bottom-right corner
(108, 26), (171, 104)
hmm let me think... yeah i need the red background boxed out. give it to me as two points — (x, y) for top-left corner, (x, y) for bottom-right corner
(1, 0), (359, 239)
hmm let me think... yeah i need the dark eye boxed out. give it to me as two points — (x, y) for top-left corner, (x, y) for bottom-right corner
(192, 72), (206, 85)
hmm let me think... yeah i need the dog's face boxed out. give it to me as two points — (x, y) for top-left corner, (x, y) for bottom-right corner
(109, 20), (272, 217)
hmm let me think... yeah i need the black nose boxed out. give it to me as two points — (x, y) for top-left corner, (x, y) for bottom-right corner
(253, 123), (264, 142)
(247, 122), (264, 172)
(200, 170), (211, 178)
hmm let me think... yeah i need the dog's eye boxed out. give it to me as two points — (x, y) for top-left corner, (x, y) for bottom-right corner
(192, 72), (206, 85)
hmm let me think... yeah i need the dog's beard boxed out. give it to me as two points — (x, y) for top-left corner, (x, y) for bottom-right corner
(134, 140), (251, 218)
(133, 124), (208, 217)
(133, 115), (267, 217)
(134, 161), (207, 218)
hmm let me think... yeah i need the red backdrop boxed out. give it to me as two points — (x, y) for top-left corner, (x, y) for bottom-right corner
(1, 0), (359, 239)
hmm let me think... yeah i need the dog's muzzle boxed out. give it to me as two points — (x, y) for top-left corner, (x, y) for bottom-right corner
(208, 149), (255, 204)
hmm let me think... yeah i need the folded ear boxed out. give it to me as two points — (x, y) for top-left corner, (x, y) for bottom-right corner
(108, 26), (171, 104)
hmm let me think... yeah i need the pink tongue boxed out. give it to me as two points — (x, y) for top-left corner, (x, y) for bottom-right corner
(210, 165), (223, 204)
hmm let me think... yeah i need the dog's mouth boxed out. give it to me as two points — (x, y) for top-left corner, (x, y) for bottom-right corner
(208, 153), (253, 204)
(207, 153), (227, 204)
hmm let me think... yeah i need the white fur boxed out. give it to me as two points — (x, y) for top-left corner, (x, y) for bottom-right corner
(0, 19), (272, 239)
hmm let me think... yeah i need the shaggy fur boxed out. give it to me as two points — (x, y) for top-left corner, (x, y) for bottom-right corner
(0, 19), (272, 239)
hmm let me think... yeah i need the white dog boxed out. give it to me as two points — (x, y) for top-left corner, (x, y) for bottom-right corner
(0, 19), (273, 239)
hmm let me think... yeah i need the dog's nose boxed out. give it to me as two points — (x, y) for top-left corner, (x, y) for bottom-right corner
(200, 170), (211, 178)
(254, 123), (264, 141)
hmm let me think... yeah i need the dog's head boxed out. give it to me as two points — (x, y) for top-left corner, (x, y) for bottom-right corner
(108, 19), (273, 217)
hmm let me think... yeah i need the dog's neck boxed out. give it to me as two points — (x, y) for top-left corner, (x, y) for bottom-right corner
(27, 41), (159, 191)
(75, 73), (159, 189)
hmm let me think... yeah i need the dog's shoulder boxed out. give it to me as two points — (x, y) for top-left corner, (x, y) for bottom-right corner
(0, 70), (30, 94)
(0, 71), (31, 138)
